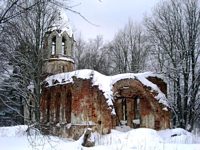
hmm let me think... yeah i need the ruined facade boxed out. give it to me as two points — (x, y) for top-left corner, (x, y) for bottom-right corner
(40, 26), (171, 139)
(112, 78), (170, 130)
(41, 77), (114, 139)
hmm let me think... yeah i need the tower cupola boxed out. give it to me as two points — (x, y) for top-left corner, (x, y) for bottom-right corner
(43, 16), (75, 76)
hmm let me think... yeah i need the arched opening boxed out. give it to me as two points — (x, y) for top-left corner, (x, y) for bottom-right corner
(122, 98), (127, 121)
(46, 94), (51, 122)
(65, 91), (72, 123)
(55, 93), (61, 123)
(114, 86), (142, 128)
(62, 37), (66, 55)
(133, 96), (141, 128)
(51, 36), (56, 55)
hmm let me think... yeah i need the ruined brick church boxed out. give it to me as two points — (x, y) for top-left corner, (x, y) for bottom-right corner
(39, 24), (171, 139)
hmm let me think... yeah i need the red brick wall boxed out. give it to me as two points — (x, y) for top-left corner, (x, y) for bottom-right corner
(40, 77), (113, 138)
(112, 79), (170, 130)
(40, 77), (171, 139)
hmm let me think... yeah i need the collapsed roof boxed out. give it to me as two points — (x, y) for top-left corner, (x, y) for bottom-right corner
(43, 69), (169, 114)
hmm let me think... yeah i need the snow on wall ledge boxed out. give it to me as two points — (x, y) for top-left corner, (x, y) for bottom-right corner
(45, 56), (75, 63)
(44, 69), (169, 114)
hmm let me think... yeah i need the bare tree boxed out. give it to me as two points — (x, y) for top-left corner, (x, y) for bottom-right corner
(145, 0), (200, 131)
(74, 34), (87, 70)
(0, 0), (47, 27)
(0, 0), (21, 25)
(109, 20), (149, 74)
(0, 0), (102, 128)
(0, 0), (59, 126)
(75, 35), (111, 75)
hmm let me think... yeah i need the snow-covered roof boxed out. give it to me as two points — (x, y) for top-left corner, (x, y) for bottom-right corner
(44, 69), (169, 114)
(47, 11), (73, 38)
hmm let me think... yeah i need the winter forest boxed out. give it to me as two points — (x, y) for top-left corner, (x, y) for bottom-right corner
(0, 0), (200, 149)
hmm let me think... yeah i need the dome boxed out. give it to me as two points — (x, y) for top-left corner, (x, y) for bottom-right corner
(47, 12), (73, 37)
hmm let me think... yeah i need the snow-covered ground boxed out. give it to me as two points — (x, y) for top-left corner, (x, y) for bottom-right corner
(0, 125), (200, 150)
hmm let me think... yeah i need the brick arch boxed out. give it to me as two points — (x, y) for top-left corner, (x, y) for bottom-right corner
(112, 79), (156, 107)
(112, 79), (158, 128)
(40, 89), (52, 123)
(113, 79), (146, 97)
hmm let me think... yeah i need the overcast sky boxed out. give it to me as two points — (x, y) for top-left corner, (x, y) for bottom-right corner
(67, 0), (161, 41)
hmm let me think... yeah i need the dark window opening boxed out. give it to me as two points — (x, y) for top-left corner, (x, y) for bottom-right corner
(52, 37), (56, 55)
(62, 38), (66, 55)
(55, 93), (60, 123)
(122, 98), (127, 121)
(65, 91), (72, 123)
(98, 120), (102, 125)
(47, 95), (51, 122)
(155, 120), (160, 130)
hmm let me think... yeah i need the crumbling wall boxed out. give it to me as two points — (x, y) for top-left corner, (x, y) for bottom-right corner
(40, 76), (171, 139)
(43, 59), (74, 75)
(70, 77), (113, 134)
(147, 76), (167, 95)
(40, 77), (114, 139)
(112, 79), (170, 130)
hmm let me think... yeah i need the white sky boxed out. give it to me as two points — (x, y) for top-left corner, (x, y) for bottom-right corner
(66, 0), (161, 41)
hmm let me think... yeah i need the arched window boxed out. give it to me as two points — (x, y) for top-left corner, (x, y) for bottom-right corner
(62, 37), (66, 55)
(65, 91), (72, 123)
(52, 37), (56, 55)
(134, 96), (140, 119)
(55, 93), (61, 123)
(122, 98), (127, 121)
(133, 96), (141, 128)
(47, 95), (51, 122)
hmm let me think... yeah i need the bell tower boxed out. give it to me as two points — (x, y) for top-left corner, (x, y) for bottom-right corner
(43, 20), (75, 76)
